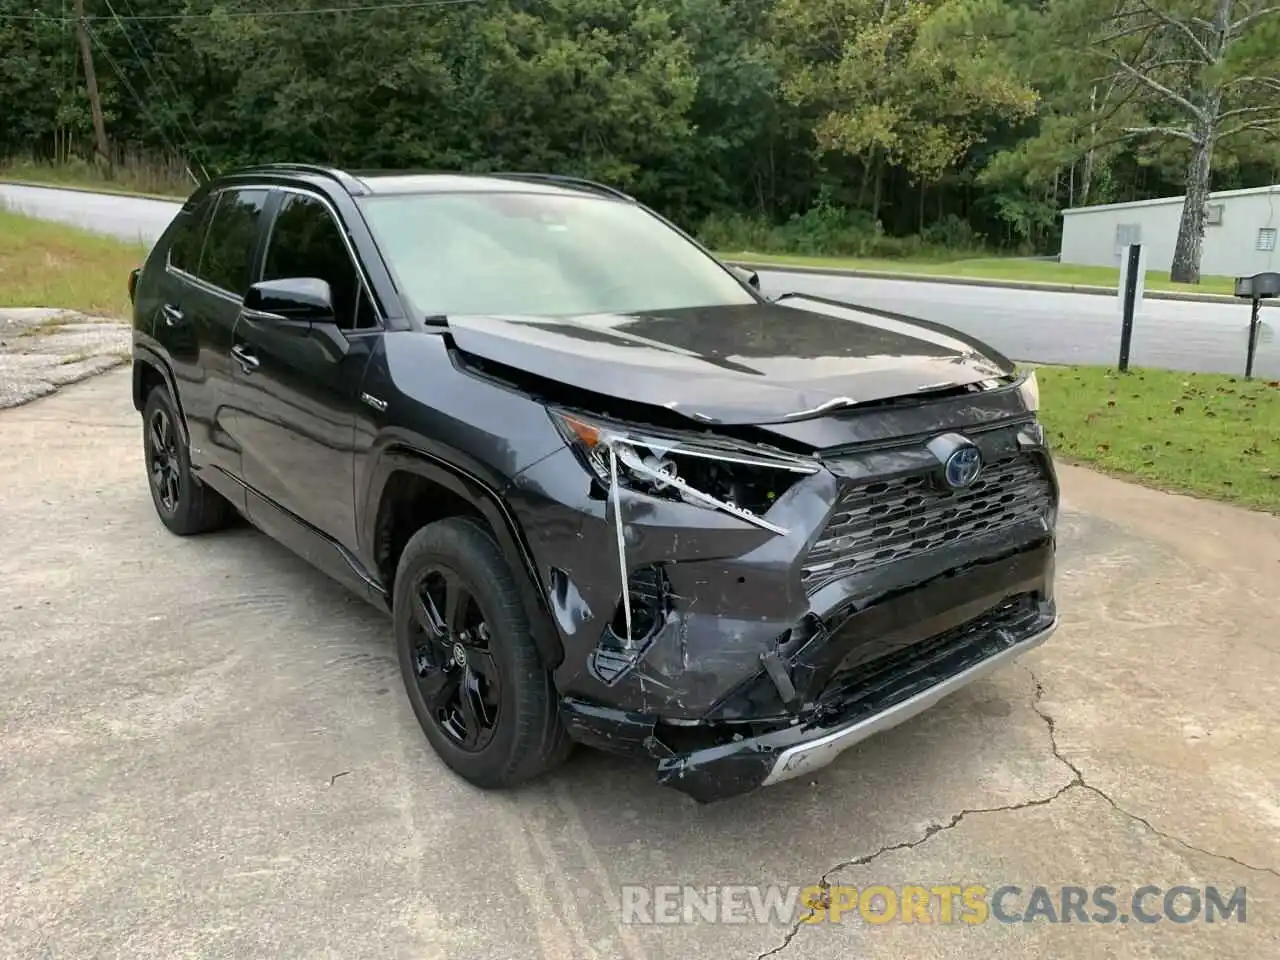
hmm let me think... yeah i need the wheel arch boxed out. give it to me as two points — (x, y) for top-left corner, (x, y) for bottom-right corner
(364, 446), (563, 671)
(131, 349), (189, 443)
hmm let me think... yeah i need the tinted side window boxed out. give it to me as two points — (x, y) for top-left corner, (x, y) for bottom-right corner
(263, 194), (377, 330)
(198, 188), (269, 296)
(167, 195), (215, 273)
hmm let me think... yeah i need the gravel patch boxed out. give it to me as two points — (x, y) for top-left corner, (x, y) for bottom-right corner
(0, 308), (130, 408)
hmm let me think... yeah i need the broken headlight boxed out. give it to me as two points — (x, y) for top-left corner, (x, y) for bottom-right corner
(1016, 369), (1040, 412)
(549, 409), (820, 533)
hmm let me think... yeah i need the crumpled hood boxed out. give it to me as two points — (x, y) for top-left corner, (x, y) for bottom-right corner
(444, 295), (1015, 425)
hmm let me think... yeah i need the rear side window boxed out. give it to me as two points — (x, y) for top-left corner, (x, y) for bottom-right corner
(167, 195), (215, 274)
(263, 193), (377, 329)
(197, 188), (269, 296)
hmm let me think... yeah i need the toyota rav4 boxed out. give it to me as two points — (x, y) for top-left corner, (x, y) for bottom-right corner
(129, 163), (1059, 802)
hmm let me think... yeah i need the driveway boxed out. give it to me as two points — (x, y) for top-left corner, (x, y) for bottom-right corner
(1, 370), (1277, 959)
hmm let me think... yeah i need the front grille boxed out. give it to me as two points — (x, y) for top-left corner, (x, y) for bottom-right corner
(817, 593), (1042, 715)
(803, 453), (1054, 591)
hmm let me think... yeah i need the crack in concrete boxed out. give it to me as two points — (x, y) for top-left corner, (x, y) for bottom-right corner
(757, 778), (1078, 958)
(756, 664), (1278, 959)
(1025, 666), (1280, 882)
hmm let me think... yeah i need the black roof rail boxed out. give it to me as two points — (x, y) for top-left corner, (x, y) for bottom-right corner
(487, 172), (634, 202)
(239, 162), (370, 196)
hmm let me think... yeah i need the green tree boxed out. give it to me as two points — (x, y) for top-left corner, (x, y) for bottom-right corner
(1045, 0), (1280, 282)
(774, 0), (1038, 222)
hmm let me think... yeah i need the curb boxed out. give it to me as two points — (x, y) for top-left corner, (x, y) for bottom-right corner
(0, 178), (185, 205)
(722, 259), (1274, 309)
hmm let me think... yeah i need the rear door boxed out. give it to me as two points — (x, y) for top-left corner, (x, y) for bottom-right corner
(156, 187), (267, 506)
(229, 188), (381, 557)
(173, 187), (271, 498)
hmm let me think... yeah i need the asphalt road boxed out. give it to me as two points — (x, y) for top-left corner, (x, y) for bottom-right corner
(2, 371), (1277, 958)
(1, 181), (1276, 377)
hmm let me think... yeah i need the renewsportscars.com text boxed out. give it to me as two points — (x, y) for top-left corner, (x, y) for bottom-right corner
(620, 883), (1248, 926)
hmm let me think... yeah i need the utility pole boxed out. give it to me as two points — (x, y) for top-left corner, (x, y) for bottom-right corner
(73, 0), (111, 173)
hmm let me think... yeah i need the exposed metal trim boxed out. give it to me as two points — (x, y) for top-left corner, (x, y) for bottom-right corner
(761, 618), (1059, 786)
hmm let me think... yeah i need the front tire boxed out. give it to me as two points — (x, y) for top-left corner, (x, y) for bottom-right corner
(394, 517), (571, 789)
(142, 385), (231, 536)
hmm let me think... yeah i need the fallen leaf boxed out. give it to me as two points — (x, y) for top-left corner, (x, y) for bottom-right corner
(1107, 400), (1116, 407)
(1096, 443), (1110, 452)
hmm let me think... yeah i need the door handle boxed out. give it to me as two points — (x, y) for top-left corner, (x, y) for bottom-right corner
(161, 303), (184, 326)
(231, 343), (260, 373)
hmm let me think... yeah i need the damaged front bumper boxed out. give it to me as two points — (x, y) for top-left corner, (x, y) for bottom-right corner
(508, 404), (1060, 802)
(559, 546), (1056, 803)
(761, 617), (1057, 788)
(657, 597), (1055, 803)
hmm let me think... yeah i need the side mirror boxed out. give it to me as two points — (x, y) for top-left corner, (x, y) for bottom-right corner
(729, 264), (761, 291)
(245, 277), (336, 324)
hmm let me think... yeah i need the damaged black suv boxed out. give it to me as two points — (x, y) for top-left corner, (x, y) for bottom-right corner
(129, 164), (1059, 802)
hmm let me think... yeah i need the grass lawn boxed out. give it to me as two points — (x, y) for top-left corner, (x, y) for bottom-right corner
(716, 251), (1238, 297)
(0, 208), (148, 318)
(1038, 365), (1280, 513)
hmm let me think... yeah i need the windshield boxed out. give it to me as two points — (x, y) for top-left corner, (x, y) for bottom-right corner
(357, 190), (757, 318)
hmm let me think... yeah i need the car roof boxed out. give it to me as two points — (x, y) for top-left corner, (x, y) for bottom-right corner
(218, 163), (633, 202)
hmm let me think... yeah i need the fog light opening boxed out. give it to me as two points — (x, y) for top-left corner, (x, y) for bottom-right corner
(606, 565), (669, 648)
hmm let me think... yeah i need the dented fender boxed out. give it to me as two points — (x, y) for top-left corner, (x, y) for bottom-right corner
(509, 445), (843, 719)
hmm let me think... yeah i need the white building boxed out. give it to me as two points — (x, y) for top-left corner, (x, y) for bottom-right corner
(1059, 183), (1280, 278)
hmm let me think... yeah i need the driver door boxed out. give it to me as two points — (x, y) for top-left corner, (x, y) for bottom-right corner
(229, 188), (382, 568)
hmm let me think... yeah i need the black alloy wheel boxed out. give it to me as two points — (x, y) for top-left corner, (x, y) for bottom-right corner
(141, 384), (231, 536)
(409, 565), (503, 752)
(393, 517), (571, 789)
(147, 405), (182, 515)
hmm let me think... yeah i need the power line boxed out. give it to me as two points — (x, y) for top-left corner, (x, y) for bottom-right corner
(84, 20), (193, 179)
(115, 0), (196, 122)
(103, 0), (207, 174)
(0, 0), (480, 23)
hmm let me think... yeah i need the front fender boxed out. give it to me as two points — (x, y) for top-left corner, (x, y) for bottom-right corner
(358, 444), (563, 670)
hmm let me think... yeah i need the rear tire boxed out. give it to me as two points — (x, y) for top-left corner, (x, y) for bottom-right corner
(394, 517), (571, 789)
(142, 385), (231, 536)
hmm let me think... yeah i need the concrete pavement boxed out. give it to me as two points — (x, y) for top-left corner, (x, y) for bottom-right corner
(1, 371), (1277, 958)
(0, 308), (131, 408)
(2, 181), (1276, 378)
